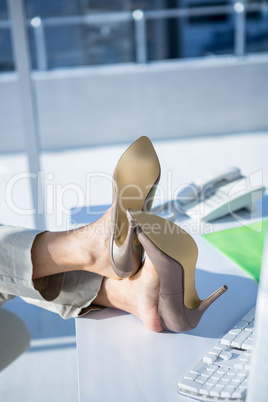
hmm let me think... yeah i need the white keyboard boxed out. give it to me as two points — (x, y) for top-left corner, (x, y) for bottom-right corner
(178, 307), (255, 401)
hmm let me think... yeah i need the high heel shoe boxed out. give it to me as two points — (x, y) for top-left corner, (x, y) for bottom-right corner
(110, 136), (161, 278)
(127, 209), (228, 332)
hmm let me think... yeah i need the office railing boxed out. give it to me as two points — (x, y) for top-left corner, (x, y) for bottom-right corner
(1, 2), (268, 70)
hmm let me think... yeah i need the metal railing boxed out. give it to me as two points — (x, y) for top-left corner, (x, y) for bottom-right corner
(1, 2), (268, 70)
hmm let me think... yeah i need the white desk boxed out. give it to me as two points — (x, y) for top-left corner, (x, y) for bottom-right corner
(76, 235), (258, 402)
(75, 134), (267, 401)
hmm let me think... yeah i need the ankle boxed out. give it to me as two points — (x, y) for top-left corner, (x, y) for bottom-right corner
(68, 223), (108, 275)
(107, 277), (135, 314)
(70, 225), (98, 270)
(94, 277), (135, 315)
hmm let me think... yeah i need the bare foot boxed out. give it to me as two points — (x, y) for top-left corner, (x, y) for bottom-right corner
(130, 257), (164, 332)
(67, 208), (163, 332)
(31, 208), (117, 280)
(94, 255), (164, 333)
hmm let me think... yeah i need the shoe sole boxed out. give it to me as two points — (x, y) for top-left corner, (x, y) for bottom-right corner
(111, 136), (161, 277)
(128, 210), (201, 310)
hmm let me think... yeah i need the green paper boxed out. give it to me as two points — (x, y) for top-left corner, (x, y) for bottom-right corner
(202, 220), (268, 282)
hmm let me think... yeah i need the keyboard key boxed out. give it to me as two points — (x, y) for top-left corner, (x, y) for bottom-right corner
(195, 375), (207, 385)
(219, 351), (232, 361)
(227, 370), (236, 376)
(217, 367), (228, 375)
(210, 384), (225, 397)
(229, 328), (242, 336)
(242, 339), (254, 351)
(231, 331), (250, 348)
(206, 378), (219, 387)
(202, 369), (212, 378)
(234, 320), (248, 330)
(199, 384), (213, 395)
(222, 377), (231, 383)
(232, 376), (242, 383)
(184, 373), (197, 381)
(240, 356), (250, 363)
(221, 333), (236, 346)
(229, 378), (240, 385)
(203, 354), (217, 364)
(229, 384), (241, 392)
(210, 387), (221, 397)
(245, 320), (254, 330)
(211, 373), (222, 381)
(217, 382), (227, 390)
(209, 349), (220, 356)
(226, 383), (238, 388)
(234, 363), (245, 370)
(213, 343), (223, 351)
(206, 365), (218, 372)
(190, 361), (208, 375)
(221, 388), (236, 398)
(242, 308), (255, 323)
(237, 372), (247, 378)
(178, 379), (201, 394)
(232, 388), (247, 398)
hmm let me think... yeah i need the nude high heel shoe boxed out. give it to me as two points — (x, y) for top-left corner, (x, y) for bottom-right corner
(127, 209), (228, 332)
(110, 137), (161, 278)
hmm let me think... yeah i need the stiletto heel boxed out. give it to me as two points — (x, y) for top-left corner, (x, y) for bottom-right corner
(110, 136), (160, 278)
(127, 210), (228, 332)
(110, 214), (141, 278)
(183, 285), (228, 330)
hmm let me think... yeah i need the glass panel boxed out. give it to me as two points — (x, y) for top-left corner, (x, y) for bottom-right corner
(0, 0), (14, 71)
(246, 8), (268, 54)
(0, 0), (8, 18)
(81, 0), (167, 12)
(25, 0), (137, 69)
(44, 20), (135, 68)
(181, 8), (234, 58)
(0, 27), (13, 71)
(147, 13), (234, 61)
(25, 0), (83, 18)
(24, 0), (170, 70)
(0, 0), (35, 227)
(147, 19), (171, 61)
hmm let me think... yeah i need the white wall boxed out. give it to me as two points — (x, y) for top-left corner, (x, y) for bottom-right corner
(1, 54), (268, 153)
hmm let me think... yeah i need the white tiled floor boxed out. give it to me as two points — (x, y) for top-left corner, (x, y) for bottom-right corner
(0, 345), (78, 402)
(0, 132), (267, 401)
(1, 296), (78, 402)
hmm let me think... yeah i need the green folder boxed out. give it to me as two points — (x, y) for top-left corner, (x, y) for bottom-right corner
(202, 220), (268, 282)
